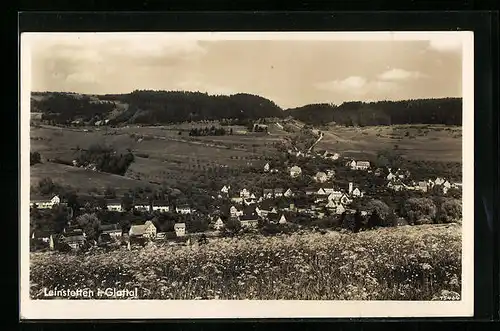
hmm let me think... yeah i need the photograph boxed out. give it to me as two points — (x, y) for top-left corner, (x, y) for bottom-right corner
(20, 31), (474, 319)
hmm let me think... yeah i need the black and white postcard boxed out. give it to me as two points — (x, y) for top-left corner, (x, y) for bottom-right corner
(20, 31), (474, 319)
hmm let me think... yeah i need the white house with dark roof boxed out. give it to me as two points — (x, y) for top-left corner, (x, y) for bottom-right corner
(274, 188), (284, 197)
(349, 160), (371, 171)
(30, 195), (61, 209)
(284, 188), (294, 197)
(174, 223), (186, 237)
(152, 202), (170, 213)
(134, 201), (151, 212)
(175, 205), (192, 214)
(129, 221), (157, 239)
(106, 200), (123, 212)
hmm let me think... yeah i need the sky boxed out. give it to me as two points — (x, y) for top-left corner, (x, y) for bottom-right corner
(26, 32), (465, 109)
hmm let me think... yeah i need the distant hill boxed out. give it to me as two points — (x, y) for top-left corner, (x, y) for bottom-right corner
(287, 98), (462, 126)
(31, 90), (284, 125)
(31, 91), (462, 127)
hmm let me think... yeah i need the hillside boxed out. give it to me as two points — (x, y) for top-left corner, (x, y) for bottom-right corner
(287, 98), (462, 126)
(31, 90), (284, 125)
(31, 91), (462, 127)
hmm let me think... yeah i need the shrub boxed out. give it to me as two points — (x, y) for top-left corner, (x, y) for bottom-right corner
(403, 198), (437, 225)
(437, 198), (462, 223)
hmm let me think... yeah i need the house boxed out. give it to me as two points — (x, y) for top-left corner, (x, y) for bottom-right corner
(174, 223), (187, 237)
(221, 185), (230, 194)
(129, 221), (157, 239)
(388, 181), (405, 192)
(443, 180), (452, 189)
(152, 202), (170, 213)
(100, 223), (122, 238)
(230, 206), (243, 217)
(240, 214), (259, 228)
(326, 169), (336, 179)
(213, 217), (225, 230)
(106, 200), (123, 212)
(340, 194), (351, 205)
(327, 191), (343, 201)
(351, 187), (362, 197)
(97, 233), (114, 246)
(386, 172), (396, 181)
(305, 187), (317, 195)
(263, 189), (274, 199)
(274, 188), (284, 197)
(284, 188), (294, 197)
(250, 193), (257, 199)
(316, 188), (327, 196)
(263, 163), (270, 172)
(416, 181), (428, 192)
(30, 195), (61, 209)
(435, 177), (446, 186)
(325, 200), (337, 209)
(314, 172), (328, 183)
(290, 166), (302, 178)
(279, 214), (287, 224)
(175, 205), (192, 214)
(349, 160), (370, 171)
(239, 188), (251, 199)
(31, 229), (51, 243)
(335, 204), (346, 215)
(64, 234), (86, 250)
(231, 196), (243, 204)
(134, 201), (151, 212)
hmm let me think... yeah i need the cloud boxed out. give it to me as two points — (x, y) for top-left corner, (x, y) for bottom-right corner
(378, 68), (426, 81)
(315, 76), (367, 92)
(428, 38), (462, 52)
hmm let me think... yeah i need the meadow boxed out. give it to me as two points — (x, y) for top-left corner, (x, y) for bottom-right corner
(30, 223), (461, 300)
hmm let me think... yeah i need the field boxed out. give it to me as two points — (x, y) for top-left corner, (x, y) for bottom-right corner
(29, 122), (462, 192)
(317, 124), (462, 162)
(30, 224), (461, 300)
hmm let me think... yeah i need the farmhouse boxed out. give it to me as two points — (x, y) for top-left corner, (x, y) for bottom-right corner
(316, 188), (327, 196)
(290, 166), (302, 178)
(327, 191), (343, 201)
(174, 223), (187, 237)
(335, 204), (346, 215)
(274, 188), (284, 197)
(176, 205), (192, 214)
(30, 195), (61, 209)
(349, 160), (371, 171)
(351, 187), (362, 198)
(100, 223), (122, 238)
(97, 233), (114, 246)
(152, 202), (170, 213)
(31, 229), (51, 243)
(134, 201), (151, 212)
(239, 188), (251, 199)
(434, 177), (446, 186)
(65, 234), (86, 250)
(279, 214), (287, 224)
(263, 189), (274, 199)
(416, 181), (428, 192)
(284, 188), (294, 197)
(129, 221), (157, 239)
(213, 217), (225, 230)
(220, 185), (230, 194)
(325, 200), (337, 209)
(106, 200), (123, 212)
(240, 214), (259, 228)
(231, 196), (243, 204)
(263, 163), (270, 172)
(314, 172), (328, 183)
(230, 205), (243, 217)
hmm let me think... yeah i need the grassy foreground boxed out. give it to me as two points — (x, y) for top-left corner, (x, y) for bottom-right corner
(30, 224), (461, 300)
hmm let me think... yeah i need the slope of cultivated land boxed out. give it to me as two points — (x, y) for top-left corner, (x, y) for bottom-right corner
(30, 223), (461, 300)
(316, 124), (462, 162)
(30, 162), (159, 195)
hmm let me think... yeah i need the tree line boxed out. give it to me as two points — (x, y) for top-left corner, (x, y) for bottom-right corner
(188, 126), (231, 136)
(74, 144), (135, 176)
(287, 98), (462, 126)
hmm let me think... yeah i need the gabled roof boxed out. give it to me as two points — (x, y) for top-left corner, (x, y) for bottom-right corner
(152, 201), (169, 206)
(174, 222), (186, 229)
(106, 200), (122, 205)
(129, 224), (147, 236)
(65, 234), (85, 243)
(274, 188), (284, 193)
(176, 205), (191, 209)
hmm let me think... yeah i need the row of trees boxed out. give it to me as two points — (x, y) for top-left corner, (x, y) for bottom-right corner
(74, 144), (135, 176)
(288, 98), (462, 126)
(188, 126), (231, 136)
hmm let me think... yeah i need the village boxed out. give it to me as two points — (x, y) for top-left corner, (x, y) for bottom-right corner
(30, 147), (462, 253)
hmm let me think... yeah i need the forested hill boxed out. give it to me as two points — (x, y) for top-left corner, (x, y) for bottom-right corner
(287, 98), (462, 126)
(31, 91), (461, 127)
(31, 90), (284, 125)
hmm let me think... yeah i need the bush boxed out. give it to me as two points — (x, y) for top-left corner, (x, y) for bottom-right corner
(415, 217), (434, 225)
(403, 198), (437, 225)
(30, 152), (42, 166)
(437, 198), (462, 223)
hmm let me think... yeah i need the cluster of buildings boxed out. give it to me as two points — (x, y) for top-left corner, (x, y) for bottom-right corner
(384, 168), (460, 194)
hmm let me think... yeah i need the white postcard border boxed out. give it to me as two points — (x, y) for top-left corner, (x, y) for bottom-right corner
(20, 31), (474, 319)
